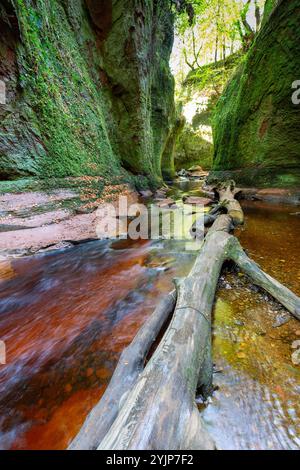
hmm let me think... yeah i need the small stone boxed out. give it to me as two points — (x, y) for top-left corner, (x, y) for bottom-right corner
(139, 190), (153, 198)
(272, 314), (290, 328)
(156, 198), (175, 208)
(96, 368), (111, 380)
(177, 169), (188, 177)
(188, 165), (203, 172)
(183, 196), (213, 206)
(256, 330), (266, 336)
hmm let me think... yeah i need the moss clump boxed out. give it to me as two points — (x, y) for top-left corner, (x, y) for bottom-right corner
(184, 52), (242, 90)
(213, 0), (300, 188)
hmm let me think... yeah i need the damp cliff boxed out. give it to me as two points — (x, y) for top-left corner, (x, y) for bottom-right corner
(212, 0), (300, 188)
(0, 0), (176, 183)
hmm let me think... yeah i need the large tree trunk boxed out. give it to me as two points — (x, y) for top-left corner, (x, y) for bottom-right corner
(98, 218), (234, 450)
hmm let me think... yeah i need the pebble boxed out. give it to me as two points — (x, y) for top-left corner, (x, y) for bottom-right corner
(272, 315), (290, 328)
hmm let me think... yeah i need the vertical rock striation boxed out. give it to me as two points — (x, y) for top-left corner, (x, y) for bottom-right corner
(212, 0), (300, 188)
(0, 0), (176, 182)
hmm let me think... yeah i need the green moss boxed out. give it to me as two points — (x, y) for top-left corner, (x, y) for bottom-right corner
(12, 0), (121, 178)
(174, 54), (241, 171)
(213, 0), (300, 188)
(184, 52), (242, 90)
(175, 127), (213, 171)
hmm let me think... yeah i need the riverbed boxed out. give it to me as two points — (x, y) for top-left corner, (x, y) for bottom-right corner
(0, 181), (299, 450)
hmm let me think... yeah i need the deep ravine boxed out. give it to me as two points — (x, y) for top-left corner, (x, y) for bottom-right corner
(0, 181), (299, 450)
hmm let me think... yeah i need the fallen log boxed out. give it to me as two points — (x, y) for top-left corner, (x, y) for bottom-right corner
(69, 291), (177, 450)
(97, 218), (234, 450)
(190, 202), (228, 239)
(70, 181), (300, 451)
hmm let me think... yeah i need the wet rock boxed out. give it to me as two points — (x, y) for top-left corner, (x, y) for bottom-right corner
(188, 165), (203, 172)
(178, 176), (190, 182)
(272, 314), (291, 328)
(237, 352), (246, 359)
(75, 206), (96, 215)
(189, 171), (209, 178)
(155, 198), (176, 208)
(182, 196), (213, 206)
(291, 341), (300, 365)
(0, 1), (176, 181)
(37, 241), (74, 253)
(154, 190), (168, 199)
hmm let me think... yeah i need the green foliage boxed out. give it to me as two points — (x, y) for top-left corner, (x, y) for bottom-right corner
(174, 52), (240, 171)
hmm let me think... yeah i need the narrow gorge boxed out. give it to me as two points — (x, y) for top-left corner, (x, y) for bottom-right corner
(0, 0), (299, 453)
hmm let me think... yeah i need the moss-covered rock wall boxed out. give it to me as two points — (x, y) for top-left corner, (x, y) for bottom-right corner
(212, 0), (300, 188)
(0, 0), (175, 183)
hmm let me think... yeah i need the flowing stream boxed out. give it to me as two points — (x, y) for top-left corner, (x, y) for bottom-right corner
(0, 181), (299, 450)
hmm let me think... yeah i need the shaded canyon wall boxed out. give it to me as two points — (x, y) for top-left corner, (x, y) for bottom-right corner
(0, 0), (176, 183)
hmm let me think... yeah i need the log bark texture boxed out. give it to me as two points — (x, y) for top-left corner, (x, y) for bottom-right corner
(70, 181), (300, 451)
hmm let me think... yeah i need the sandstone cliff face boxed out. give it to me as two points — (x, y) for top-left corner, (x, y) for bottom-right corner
(212, 0), (300, 188)
(0, 0), (175, 182)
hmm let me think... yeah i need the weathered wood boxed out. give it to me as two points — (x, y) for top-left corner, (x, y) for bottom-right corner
(69, 291), (177, 450)
(98, 235), (235, 449)
(229, 240), (300, 321)
(96, 214), (239, 450)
